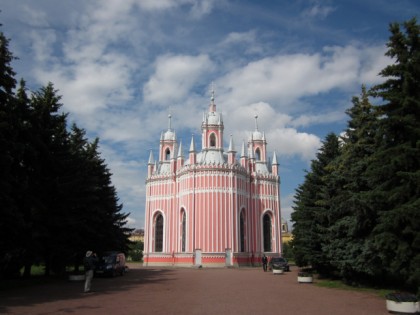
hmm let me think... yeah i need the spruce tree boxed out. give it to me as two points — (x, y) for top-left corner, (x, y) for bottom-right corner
(369, 18), (420, 290)
(324, 86), (380, 282)
(0, 30), (20, 278)
(291, 133), (341, 274)
(28, 83), (70, 275)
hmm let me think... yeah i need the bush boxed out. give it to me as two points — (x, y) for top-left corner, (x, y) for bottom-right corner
(128, 241), (143, 262)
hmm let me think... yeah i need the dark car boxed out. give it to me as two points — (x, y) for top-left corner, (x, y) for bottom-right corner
(95, 251), (126, 277)
(268, 257), (290, 271)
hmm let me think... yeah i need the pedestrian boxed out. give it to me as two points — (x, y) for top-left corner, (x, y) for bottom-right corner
(84, 250), (98, 293)
(262, 254), (268, 272)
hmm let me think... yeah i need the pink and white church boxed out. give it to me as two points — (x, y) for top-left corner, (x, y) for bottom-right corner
(143, 92), (282, 267)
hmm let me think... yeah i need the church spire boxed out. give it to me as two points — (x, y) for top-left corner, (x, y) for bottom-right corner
(189, 135), (196, 152)
(272, 151), (278, 165)
(241, 141), (246, 157)
(147, 149), (155, 177)
(254, 114), (259, 131)
(228, 135), (235, 152)
(272, 151), (279, 175)
(177, 141), (184, 158)
(148, 150), (154, 164)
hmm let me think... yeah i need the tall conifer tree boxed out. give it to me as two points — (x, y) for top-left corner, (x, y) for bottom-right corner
(368, 18), (420, 290)
(0, 30), (20, 277)
(324, 86), (380, 281)
(291, 133), (341, 274)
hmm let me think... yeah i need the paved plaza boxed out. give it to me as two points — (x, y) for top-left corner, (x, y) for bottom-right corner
(0, 264), (388, 315)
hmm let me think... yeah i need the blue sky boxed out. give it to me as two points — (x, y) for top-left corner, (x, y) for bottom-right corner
(2, 0), (419, 229)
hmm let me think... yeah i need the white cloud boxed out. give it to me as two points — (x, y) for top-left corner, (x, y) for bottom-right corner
(303, 3), (335, 19)
(189, 0), (217, 18)
(268, 128), (321, 161)
(221, 30), (257, 46)
(291, 110), (346, 127)
(217, 43), (389, 114)
(21, 4), (50, 27)
(136, 0), (183, 10)
(3, 0), (401, 230)
(221, 102), (320, 162)
(29, 30), (57, 63)
(143, 54), (213, 105)
(359, 45), (390, 83)
(34, 54), (135, 115)
(135, 0), (217, 17)
(126, 217), (137, 228)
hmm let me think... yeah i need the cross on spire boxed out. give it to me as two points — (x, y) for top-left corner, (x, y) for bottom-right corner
(168, 114), (172, 131)
(209, 82), (216, 112)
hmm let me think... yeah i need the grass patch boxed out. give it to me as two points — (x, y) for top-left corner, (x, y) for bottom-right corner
(316, 278), (394, 299)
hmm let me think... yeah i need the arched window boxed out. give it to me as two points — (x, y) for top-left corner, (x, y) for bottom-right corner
(155, 214), (163, 252)
(210, 133), (216, 147)
(255, 148), (261, 161)
(165, 148), (171, 160)
(263, 213), (272, 252)
(281, 222), (288, 232)
(181, 210), (186, 252)
(240, 211), (245, 252)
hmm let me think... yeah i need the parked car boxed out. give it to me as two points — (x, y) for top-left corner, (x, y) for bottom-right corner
(268, 257), (290, 271)
(95, 251), (126, 277)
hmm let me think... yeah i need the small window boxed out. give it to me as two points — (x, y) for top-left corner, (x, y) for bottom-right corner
(240, 211), (245, 252)
(263, 213), (272, 252)
(255, 148), (261, 161)
(181, 210), (186, 252)
(155, 214), (163, 252)
(210, 133), (216, 147)
(165, 148), (170, 160)
(282, 223), (287, 232)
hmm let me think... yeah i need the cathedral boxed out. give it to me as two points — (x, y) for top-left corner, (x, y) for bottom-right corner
(143, 91), (282, 267)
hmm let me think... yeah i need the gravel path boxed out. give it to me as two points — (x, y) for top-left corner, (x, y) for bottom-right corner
(0, 264), (388, 315)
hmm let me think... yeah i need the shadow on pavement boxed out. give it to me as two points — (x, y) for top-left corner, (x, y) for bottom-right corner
(0, 268), (174, 314)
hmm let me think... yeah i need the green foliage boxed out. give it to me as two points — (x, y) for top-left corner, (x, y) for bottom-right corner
(0, 27), (133, 279)
(128, 241), (144, 262)
(291, 133), (341, 275)
(281, 242), (293, 260)
(291, 18), (420, 293)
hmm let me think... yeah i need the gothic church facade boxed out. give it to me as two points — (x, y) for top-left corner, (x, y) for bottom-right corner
(143, 93), (282, 267)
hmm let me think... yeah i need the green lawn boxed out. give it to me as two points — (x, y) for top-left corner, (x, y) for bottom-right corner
(316, 278), (394, 299)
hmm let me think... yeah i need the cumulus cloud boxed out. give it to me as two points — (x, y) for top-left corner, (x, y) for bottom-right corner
(217, 43), (388, 113)
(268, 128), (321, 161)
(291, 110), (346, 127)
(34, 54), (135, 115)
(303, 3), (335, 19)
(222, 102), (320, 162)
(135, 0), (217, 17)
(143, 54), (213, 105)
(3, 0), (399, 229)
